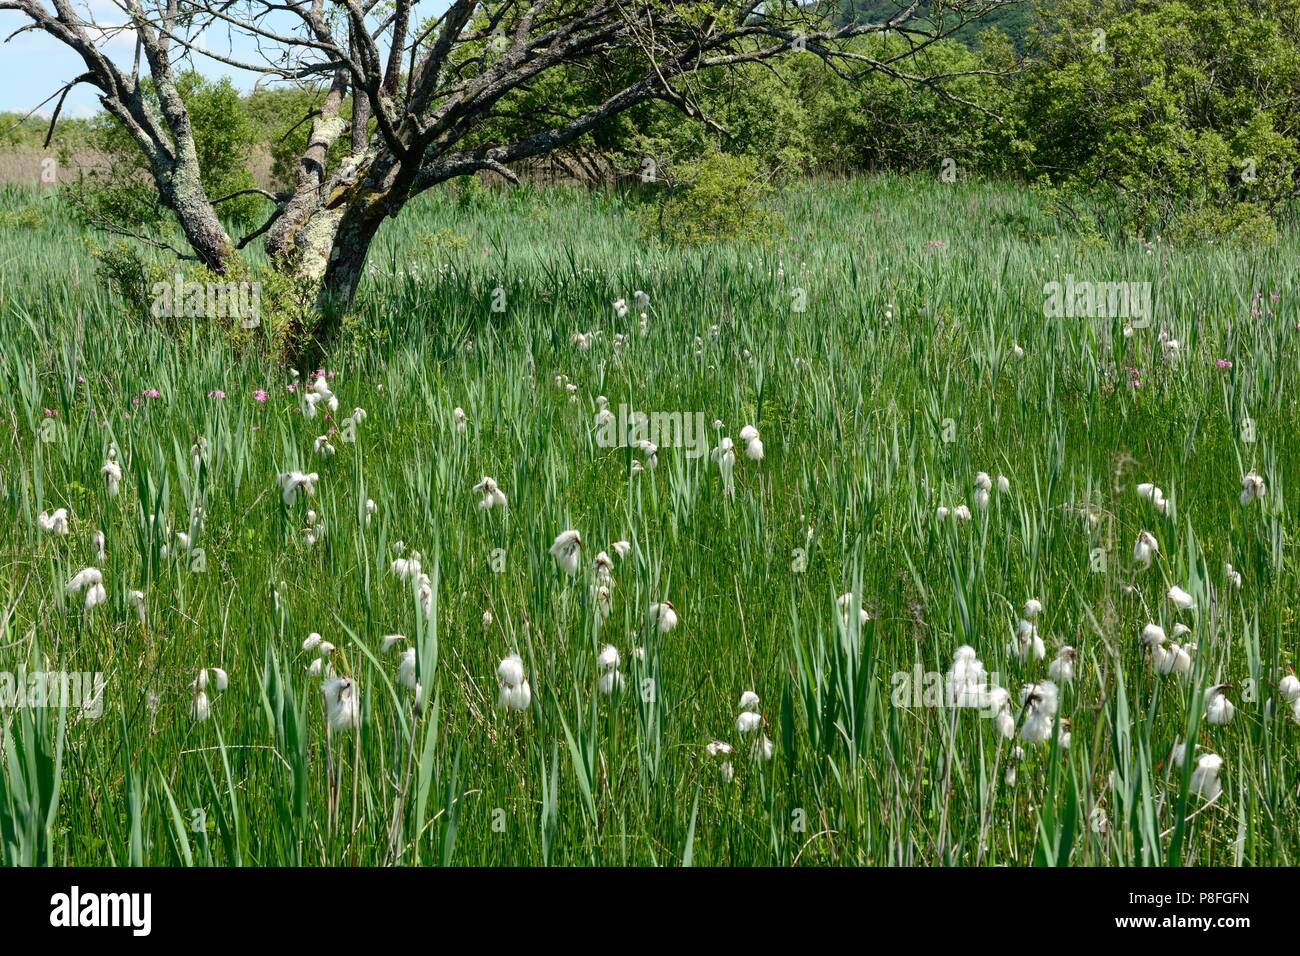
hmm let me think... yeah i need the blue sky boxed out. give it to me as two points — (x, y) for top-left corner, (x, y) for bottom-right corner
(0, 2), (270, 117)
(1, 0), (462, 120)
(2, 10), (117, 116)
(0, 1), (431, 118)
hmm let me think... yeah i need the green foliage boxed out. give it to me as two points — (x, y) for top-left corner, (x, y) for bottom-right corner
(0, 111), (93, 151)
(65, 72), (264, 233)
(90, 237), (316, 361)
(1015, 0), (1300, 238)
(613, 62), (815, 178)
(64, 152), (170, 234)
(461, 15), (1011, 186)
(840, 0), (1038, 51)
(417, 228), (471, 257)
(637, 151), (782, 245)
(0, 206), (45, 230)
(92, 241), (166, 321)
(795, 32), (1015, 177)
(241, 86), (351, 191)
(602, 32), (1010, 182)
(178, 73), (262, 226)
(249, 266), (320, 357)
(1167, 203), (1279, 247)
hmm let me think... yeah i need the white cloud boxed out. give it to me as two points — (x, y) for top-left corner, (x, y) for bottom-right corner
(81, 21), (138, 52)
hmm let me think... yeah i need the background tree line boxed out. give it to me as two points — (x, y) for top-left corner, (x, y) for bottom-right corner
(6, 0), (1299, 246)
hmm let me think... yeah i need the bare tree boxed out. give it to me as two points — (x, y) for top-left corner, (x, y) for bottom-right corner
(2, 0), (1017, 349)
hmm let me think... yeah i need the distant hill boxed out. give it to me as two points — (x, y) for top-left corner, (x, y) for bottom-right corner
(833, 1), (1037, 50)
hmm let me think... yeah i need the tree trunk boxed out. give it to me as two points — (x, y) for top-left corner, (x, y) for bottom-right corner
(317, 205), (385, 322)
(280, 140), (415, 367)
(282, 197), (385, 368)
(162, 161), (233, 273)
(265, 115), (348, 263)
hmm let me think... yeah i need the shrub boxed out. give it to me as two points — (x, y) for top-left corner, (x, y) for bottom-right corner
(637, 152), (782, 246)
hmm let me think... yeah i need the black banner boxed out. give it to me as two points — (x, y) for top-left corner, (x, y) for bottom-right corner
(0, 866), (1283, 940)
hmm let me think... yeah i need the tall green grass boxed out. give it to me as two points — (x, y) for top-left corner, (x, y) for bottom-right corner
(0, 175), (1296, 865)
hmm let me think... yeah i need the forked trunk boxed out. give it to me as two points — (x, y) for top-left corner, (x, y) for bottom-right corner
(279, 196), (386, 368)
(282, 145), (411, 365)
